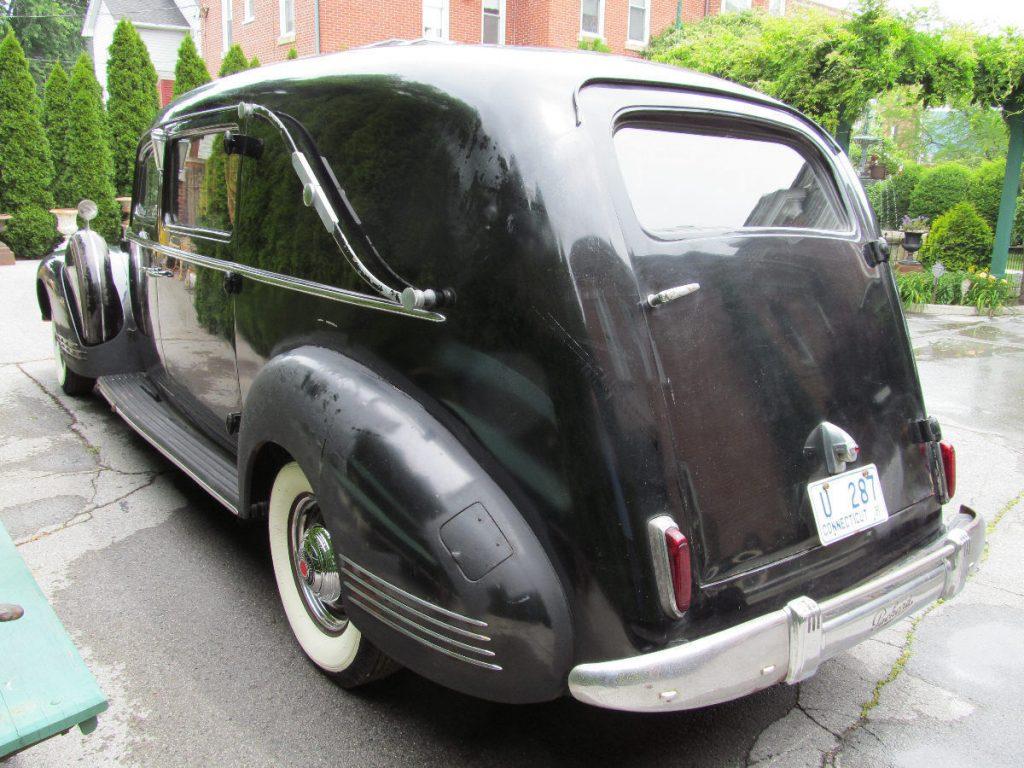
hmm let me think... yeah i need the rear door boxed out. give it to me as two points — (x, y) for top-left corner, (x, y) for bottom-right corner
(587, 86), (938, 588)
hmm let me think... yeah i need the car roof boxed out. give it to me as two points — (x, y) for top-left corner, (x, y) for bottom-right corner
(158, 43), (784, 124)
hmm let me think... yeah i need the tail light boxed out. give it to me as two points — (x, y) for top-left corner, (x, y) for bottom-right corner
(940, 441), (956, 499)
(648, 516), (692, 618)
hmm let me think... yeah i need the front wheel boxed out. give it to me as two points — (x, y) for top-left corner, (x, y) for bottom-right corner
(52, 324), (95, 396)
(268, 461), (399, 687)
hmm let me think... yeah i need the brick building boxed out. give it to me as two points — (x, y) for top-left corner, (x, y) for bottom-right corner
(200, 0), (786, 72)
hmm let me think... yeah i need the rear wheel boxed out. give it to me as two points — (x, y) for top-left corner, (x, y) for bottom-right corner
(268, 461), (399, 687)
(52, 324), (94, 396)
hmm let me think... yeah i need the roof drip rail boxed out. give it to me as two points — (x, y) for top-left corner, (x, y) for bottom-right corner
(236, 101), (454, 313)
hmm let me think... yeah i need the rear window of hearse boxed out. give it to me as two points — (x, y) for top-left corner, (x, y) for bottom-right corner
(613, 123), (848, 234)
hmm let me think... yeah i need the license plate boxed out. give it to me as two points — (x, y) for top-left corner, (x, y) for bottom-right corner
(807, 464), (888, 546)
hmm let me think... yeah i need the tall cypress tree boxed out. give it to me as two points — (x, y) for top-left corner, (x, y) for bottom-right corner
(173, 35), (210, 97)
(66, 53), (120, 241)
(43, 61), (74, 208)
(106, 18), (158, 196)
(0, 30), (56, 258)
(218, 44), (249, 77)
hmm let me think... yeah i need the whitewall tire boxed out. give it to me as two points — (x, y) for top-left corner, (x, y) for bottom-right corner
(52, 324), (94, 396)
(268, 461), (399, 686)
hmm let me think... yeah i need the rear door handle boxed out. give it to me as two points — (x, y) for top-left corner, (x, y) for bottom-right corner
(647, 283), (701, 308)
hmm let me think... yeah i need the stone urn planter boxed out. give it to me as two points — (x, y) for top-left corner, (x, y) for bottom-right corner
(896, 223), (927, 272)
(0, 214), (14, 266)
(51, 208), (80, 239)
(902, 230), (925, 254)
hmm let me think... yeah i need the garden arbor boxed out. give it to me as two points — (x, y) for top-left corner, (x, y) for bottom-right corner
(647, 1), (1024, 276)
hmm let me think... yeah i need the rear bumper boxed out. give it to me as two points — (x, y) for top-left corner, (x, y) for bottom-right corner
(568, 506), (984, 712)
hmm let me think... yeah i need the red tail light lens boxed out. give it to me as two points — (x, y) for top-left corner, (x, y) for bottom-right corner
(664, 527), (692, 613)
(940, 441), (956, 499)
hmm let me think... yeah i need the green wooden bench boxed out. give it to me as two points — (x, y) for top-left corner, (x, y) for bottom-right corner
(0, 523), (107, 759)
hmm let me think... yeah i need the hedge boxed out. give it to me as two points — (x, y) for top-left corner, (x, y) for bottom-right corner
(0, 31), (57, 258)
(918, 201), (993, 271)
(968, 159), (1009, 230)
(908, 164), (973, 221)
(107, 18), (159, 196)
(65, 53), (120, 242)
(173, 35), (210, 97)
(219, 44), (249, 77)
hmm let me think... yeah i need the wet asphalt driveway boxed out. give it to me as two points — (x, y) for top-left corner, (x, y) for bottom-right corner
(2, 260), (1022, 767)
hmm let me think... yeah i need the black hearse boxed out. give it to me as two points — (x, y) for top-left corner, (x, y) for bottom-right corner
(37, 43), (983, 712)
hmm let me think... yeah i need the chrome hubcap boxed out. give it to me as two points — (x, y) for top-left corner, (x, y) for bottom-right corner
(289, 495), (347, 633)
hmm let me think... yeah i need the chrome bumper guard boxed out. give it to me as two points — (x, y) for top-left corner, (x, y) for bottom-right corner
(568, 507), (984, 712)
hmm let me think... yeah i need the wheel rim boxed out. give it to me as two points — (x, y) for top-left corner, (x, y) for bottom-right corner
(51, 326), (67, 385)
(288, 494), (348, 635)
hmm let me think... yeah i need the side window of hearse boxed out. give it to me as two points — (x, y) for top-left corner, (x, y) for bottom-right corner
(135, 151), (162, 222)
(614, 123), (847, 233)
(170, 132), (237, 234)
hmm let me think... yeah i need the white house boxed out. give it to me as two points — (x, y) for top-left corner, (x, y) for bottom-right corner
(82, 0), (200, 105)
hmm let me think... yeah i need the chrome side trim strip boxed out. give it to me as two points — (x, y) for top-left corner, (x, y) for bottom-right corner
(341, 567), (491, 642)
(347, 595), (502, 672)
(126, 233), (444, 322)
(344, 582), (495, 657)
(96, 379), (239, 515)
(339, 556), (487, 627)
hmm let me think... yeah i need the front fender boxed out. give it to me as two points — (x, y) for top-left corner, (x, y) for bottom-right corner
(239, 347), (574, 703)
(36, 240), (146, 379)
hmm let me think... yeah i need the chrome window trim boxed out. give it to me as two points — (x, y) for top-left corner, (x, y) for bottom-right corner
(163, 222), (231, 244)
(125, 233), (445, 322)
(610, 106), (857, 241)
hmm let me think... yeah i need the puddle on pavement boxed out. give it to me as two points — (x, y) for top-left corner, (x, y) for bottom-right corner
(957, 322), (1024, 345)
(914, 339), (1024, 361)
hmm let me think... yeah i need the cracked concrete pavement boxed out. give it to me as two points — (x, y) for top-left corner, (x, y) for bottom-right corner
(2, 260), (1021, 767)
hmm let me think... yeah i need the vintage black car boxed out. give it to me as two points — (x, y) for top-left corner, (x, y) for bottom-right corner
(36, 43), (983, 712)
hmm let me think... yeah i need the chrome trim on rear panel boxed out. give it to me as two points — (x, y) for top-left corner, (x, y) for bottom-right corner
(568, 507), (984, 712)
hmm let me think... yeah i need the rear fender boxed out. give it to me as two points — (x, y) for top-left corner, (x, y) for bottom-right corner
(36, 235), (147, 378)
(238, 347), (574, 703)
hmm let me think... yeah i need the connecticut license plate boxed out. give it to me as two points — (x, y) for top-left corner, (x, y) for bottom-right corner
(808, 464), (889, 546)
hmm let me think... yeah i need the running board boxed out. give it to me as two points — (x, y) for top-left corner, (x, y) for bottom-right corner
(96, 374), (240, 513)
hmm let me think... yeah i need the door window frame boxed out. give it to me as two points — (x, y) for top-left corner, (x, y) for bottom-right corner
(164, 122), (240, 243)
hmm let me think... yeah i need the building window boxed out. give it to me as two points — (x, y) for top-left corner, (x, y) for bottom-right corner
(280, 0), (295, 37)
(721, 0), (753, 12)
(627, 0), (649, 44)
(768, 0), (786, 15)
(221, 0), (232, 52)
(244, 0), (255, 22)
(580, 0), (604, 37)
(482, 0), (504, 45)
(423, 0), (449, 40)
